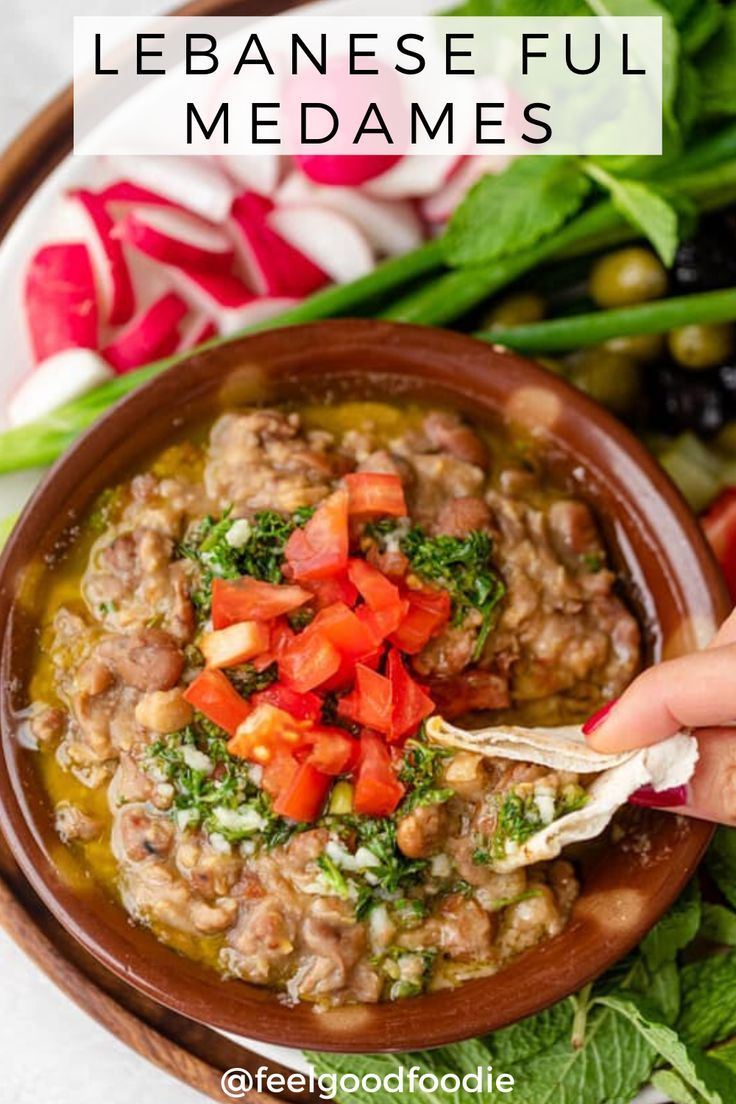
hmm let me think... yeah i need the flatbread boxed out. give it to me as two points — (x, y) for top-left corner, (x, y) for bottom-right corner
(426, 716), (698, 872)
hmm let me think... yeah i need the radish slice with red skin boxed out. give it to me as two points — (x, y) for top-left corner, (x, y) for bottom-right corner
(229, 191), (329, 298)
(69, 189), (135, 325)
(119, 208), (235, 274)
(420, 155), (514, 225)
(102, 291), (188, 374)
(276, 173), (424, 257)
(167, 265), (297, 335)
(294, 154), (402, 187)
(24, 242), (98, 363)
(222, 155), (282, 197)
(363, 155), (462, 199)
(98, 180), (182, 212)
(8, 348), (113, 426)
(110, 157), (235, 222)
(268, 205), (374, 284)
(176, 314), (218, 353)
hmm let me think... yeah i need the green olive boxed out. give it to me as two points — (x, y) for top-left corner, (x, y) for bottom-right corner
(667, 322), (735, 370)
(589, 247), (668, 309)
(603, 331), (666, 363)
(484, 291), (546, 329)
(565, 348), (640, 415)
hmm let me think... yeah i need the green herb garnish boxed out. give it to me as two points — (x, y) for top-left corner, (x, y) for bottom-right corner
(398, 738), (454, 815)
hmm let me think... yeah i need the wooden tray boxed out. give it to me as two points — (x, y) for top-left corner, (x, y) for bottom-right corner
(0, 3), (321, 1100)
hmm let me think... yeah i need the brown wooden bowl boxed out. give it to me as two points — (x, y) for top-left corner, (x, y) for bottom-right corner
(0, 319), (727, 1052)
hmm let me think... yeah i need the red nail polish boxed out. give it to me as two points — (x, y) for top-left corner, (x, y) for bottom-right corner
(582, 699), (617, 736)
(629, 784), (688, 809)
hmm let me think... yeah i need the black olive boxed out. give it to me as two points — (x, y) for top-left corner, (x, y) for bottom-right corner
(650, 363), (727, 437)
(672, 210), (736, 294)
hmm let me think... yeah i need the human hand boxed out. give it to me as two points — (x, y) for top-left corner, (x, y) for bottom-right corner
(583, 607), (736, 825)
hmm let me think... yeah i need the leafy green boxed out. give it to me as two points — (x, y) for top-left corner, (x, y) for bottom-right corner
(443, 157), (591, 268)
(449, 0), (588, 11)
(400, 527), (505, 658)
(474, 784), (588, 863)
(700, 904), (736, 948)
(227, 662), (278, 699)
(679, 950), (736, 1049)
(598, 991), (736, 1103)
(484, 998), (575, 1065)
(641, 880), (701, 971)
(697, 9), (736, 118)
(397, 739), (453, 815)
(680, 0), (723, 56)
(706, 828), (736, 909)
(585, 162), (681, 264)
(652, 1069), (701, 1104)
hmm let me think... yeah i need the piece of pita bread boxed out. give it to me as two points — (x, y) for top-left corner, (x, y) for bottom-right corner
(426, 716), (698, 872)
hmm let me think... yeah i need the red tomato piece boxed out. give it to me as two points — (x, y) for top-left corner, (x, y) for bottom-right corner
(304, 573), (359, 610)
(227, 702), (306, 763)
(183, 668), (251, 737)
(344, 472), (407, 518)
(338, 664), (393, 734)
(353, 733), (405, 816)
(702, 487), (736, 603)
(356, 601), (409, 642)
(303, 726), (359, 775)
(284, 488), (349, 581)
(211, 577), (311, 630)
(273, 761), (333, 822)
(389, 588), (452, 654)
(251, 683), (322, 722)
(310, 601), (381, 659)
(347, 558), (402, 610)
(279, 629), (342, 693)
(386, 648), (435, 742)
(261, 750), (299, 798)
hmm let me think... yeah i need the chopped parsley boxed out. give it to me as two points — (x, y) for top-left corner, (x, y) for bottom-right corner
(398, 738), (454, 815)
(227, 662), (278, 699)
(178, 505), (314, 616)
(474, 783), (589, 863)
(373, 525), (505, 660)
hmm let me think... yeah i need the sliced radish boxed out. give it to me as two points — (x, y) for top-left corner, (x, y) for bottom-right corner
(294, 154), (402, 187)
(24, 243), (98, 363)
(176, 314), (218, 353)
(276, 173), (424, 257)
(268, 205), (374, 284)
(102, 292), (188, 374)
(119, 207), (235, 274)
(8, 349), (113, 426)
(69, 189), (135, 325)
(229, 191), (329, 298)
(420, 155), (514, 225)
(98, 180), (181, 211)
(222, 154), (282, 197)
(168, 265), (296, 335)
(364, 155), (462, 199)
(110, 157), (235, 223)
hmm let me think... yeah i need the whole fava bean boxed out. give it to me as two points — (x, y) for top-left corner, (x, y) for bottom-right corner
(668, 322), (736, 370)
(589, 247), (668, 308)
(565, 348), (640, 415)
(484, 291), (546, 329)
(603, 331), (666, 363)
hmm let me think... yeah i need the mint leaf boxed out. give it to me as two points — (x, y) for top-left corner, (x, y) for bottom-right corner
(680, 0), (723, 56)
(697, 9), (736, 118)
(706, 828), (736, 909)
(652, 1069), (701, 1104)
(448, 0), (589, 12)
(679, 950), (736, 1049)
(443, 157), (591, 268)
(642, 880), (701, 971)
(598, 991), (736, 1103)
(700, 904), (736, 948)
(585, 163), (680, 264)
(710, 1039), (736, 1076)
(485, 998), (574, 1065)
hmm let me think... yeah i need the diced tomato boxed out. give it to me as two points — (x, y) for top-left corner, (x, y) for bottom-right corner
(251, 683), (322, 722)
(284, 488), (349, 581)
(702, 487), (736, 603)
(347, 558), (402, 610)
(389, 589), (452, 654)
(386, 648), (435, 742)
(303, 726), (359, 775)
(260, 750), (300, 798)
(273, 761), (333, 822)
(227, 702), (307, 763)
(344, 472), (407, 518)
(339, 664), (393, 734)
(279, 629), (342, 692)
(353, 733), (405, 816)
(212, 576), (311, 629)
(310, 601), (381, 660)
(200, 621), (270, 668)
(357, 600), (409, 641)
(304, 573), (359, 610)
(183, 669), (251, 736)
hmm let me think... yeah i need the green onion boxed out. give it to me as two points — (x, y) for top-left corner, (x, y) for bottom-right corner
(477, 288), (736, 354)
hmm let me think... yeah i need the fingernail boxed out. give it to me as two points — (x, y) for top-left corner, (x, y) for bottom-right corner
(629, 784), (689, 808)
(582, 699), (617, 736)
